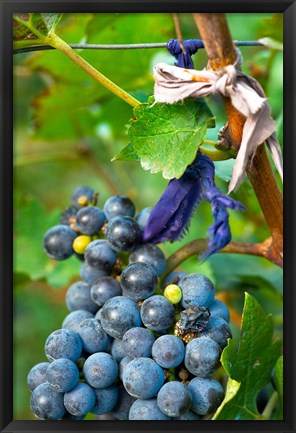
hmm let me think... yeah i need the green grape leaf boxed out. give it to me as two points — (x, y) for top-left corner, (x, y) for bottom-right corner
(213, 292), (281, 420)
(13, 13), (62, 49)
(273, 355), (283, 419)
(112, 143), (139, 162)
(128, 99), (215, 179)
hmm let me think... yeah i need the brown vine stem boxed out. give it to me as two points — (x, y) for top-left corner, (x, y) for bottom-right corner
(193, 14), (283, 267)
(163, 237), (278, 279)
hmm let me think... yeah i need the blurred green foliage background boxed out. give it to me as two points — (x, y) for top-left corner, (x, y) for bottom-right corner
(13, 13), (283, 419)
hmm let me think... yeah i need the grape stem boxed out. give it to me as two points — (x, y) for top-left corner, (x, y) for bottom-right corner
(46, 32), (141, 108)
(261, 391), (278, 420)
(163, 236), (282, 280)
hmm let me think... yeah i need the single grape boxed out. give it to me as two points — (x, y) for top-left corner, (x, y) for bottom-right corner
(83, 352), (118, 388)
(111, 338), (127, 363)
(65, 281), (98, 314)
(106, 216), (142, 252)
(91, 384), (119, 415)
(46, 358), (79, 393)
(157, 381), (192, 417)
(77, 318), (111, 353)
(122, 327), (155, 358)
(110, 384), (136, 420)
(27, 362), (50, 392)
(128, 243), (166, 276)
(45, 329), (82, 362)
(43, 225), (77, 260)
(140, 295), (175, 331)
(163, 284), (182, 304)
(203, 316), (232, 349)
(188, 377), (224, 415)
(179, 273), (215, 308)
(122, 357), (164, 399)
(75, 206), (106, 235)
(90, 276), (122, 306)
(120, 262), (158, 301)
(71, 186), (96, 209)
(209, 298), (230, 323)
(62, 309), (94, 332)
(103, 195), (136, 220)
(80, 262), (109, 285)
(64, 382), (95, 417)
(84, 239), (117, 271)
(129, 399), (171, 420)
(184, 336), (221, 377)
(30, 382), (66, 420)
(151, 334), (185, 369)
(135, 207), (153, 231)
(73, 235), (92, 255)
(60, 206), (77, 226)
(100, 296), (142, 339)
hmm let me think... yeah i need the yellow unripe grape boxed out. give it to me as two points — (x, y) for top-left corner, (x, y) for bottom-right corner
(73, 235), (92, 254)
(77, 195), (89, 207)
(164, 284), (182, 304)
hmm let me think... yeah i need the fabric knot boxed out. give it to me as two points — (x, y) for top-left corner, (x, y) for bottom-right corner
(153, 47), (283, 193)
(167, 39), (203, 68)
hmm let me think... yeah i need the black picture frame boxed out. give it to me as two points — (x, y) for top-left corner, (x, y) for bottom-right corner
(1, 1), (295, 432)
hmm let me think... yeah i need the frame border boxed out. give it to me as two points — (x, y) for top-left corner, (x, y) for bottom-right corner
(1, 1), (295, 432)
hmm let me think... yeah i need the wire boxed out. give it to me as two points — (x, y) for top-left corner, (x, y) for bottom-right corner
(13, 40), (264, 55)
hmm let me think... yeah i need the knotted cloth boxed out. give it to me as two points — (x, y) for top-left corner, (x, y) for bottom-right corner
(153, 53), (283, 193)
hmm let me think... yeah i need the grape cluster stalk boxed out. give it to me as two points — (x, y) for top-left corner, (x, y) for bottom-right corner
(27, 186), (232, 421)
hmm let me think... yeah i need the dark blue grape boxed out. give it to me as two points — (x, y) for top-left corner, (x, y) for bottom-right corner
(62, 309), (94, 332)
(209, 298), (230, 323)
(83, 352), (118, 388)
(135, 207), (153, 231)
(129, 399), (170, 420)
(91, 384), (119, 415)
(100, 296), (142, 339)
(157, 381), (192, 417)
(120, 262), (158, 301)
(174, 410), (200, 420)
(110, 384), (136, 420)
(43, 225), (77, 260)
(85, 240), (117, 271)
(30, 382), (66, 419)
(80, 262), (109, 285)
(111, 338), (127, 363)
(91, 276), (122, 306)
(64, 382), (95, 416)
(27, 362), (50, 392)
(184, 336), (221, 377)
(106, 216), (142, 252)
(188, 377), (224, 415)
(122, 327), (155, 358)
(151, 334), (185, 368)
(103, 195), (135, 220)
(46, 358), (79, 393)
(75, 206), (106, 235)
(77, 318), (111, 353)
(71, 186), (96, 209)
(65, 281), (98, 314)
(203, 316), (232, 349)
(140, 295), (175, 331)
(45, 329), (82, 362)
(122, 357), (164, 399)
(128, 243), (166, 276)
(179, 274), (215, 308)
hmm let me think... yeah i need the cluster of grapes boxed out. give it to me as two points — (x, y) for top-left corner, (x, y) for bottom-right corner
(27, 186), (232, 421)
